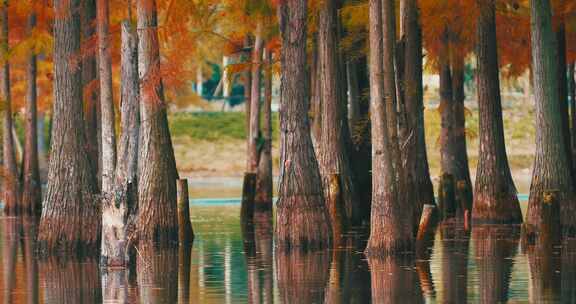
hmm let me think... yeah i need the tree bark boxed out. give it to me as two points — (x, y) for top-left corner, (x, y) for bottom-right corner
(556, 9), (572, 175)
(317, 0), (358, 231)
(38, 0), (100, 254)
(134, 0), (179, 245)
(472, 0), (522, 224)
(275, 0), (332, 250)
(254, 48), (273, 212)
(177, 179), (194, 245)
(82, 0), (101, 187)
(21, 11), (42, 216)
(101, 21), (139, 267)
(570, 63), (576, 164)
(526, 0), (576, 235)
(97, 0), (117, 193)
(365, 0), (413, 256)
(381, 0), (403, 192)
(400, 0), (435, 230)
(1, 1), (20, 214)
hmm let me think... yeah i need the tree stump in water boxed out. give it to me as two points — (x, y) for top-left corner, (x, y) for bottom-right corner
(438, 173), (456, 220)
(417, 204), (438, 242)
(177, 179), (194, 245)
(240, 173), (257, 223)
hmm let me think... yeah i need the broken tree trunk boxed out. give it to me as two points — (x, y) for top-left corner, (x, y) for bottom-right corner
(177, 179), (194, 245)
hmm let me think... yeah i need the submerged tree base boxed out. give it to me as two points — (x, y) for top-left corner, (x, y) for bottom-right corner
(472, 192), (523, 224)
(275, 194), (332, 251)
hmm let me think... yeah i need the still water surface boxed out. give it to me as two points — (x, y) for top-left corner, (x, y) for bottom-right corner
(0, 190), (575, 303)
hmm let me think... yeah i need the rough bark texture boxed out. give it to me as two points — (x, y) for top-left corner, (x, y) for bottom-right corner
(82, 0), (100, 186)
(275, 0), (332, 251)
(526, 0), (576, 235)
(1, 1), (20, 214)
(473, 225), (519, 304)
(381, 0), (402, 187)
(97, 0), (117, 193)
(400, 0), (435, 230)
(21, 12), (42, 216)
(38, 0), (100, 254)
(556, 14), (572, 175)
(101, 21), (139, 267)
(570, 63), (576, 165)
(365, 0), (413, 256)
(254, 49), (273, 212)
(317, 0), (358, 230)
(135, 0), (179, 245)
(472, 1), (522, 224)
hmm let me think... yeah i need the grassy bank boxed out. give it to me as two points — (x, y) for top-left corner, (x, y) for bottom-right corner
(170, 105), (536, 181)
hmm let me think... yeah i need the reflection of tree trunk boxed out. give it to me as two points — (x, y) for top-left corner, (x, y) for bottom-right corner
(368, 255), (424, 304)
(40, 257), (102, 303)
(22, 217), (39, 304)
(562, 240), (576, 300)
(254, 212), (273, 304)
(439, 222), (470, 303)
(527, 245), (561, 302)
(2, 218), (18, 304)
(178, 244), (192, 304)
(137, 245), (178, 303)
(472, 225), (519, 304)
(325, 244), (371, 304)
(276, 250), (331, 303)
(101, 269), (129, 304)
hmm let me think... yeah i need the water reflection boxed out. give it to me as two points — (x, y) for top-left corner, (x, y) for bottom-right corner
(472, 225), (520, 304)
(3, 204), (576, 303)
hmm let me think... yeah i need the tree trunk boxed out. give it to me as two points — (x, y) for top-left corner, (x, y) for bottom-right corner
(21, 11), (41, 216)
(254, 48), (273, 212)
(1, 1), (20, 214)
(365, 0), (413, 256)
(556, 11), (572, 175)
(381, 0), (403, 193)
(400, 0), (435, 230)
(275, 0), (332, 250)
(82, 0), (101, 188)
(310, 36), (322, 149)
(241, 22), (264, 222)
(526, 0), (576, 234)
(134, 0), (179, 245)
(473, 225), (519, 304)
(101, 21), (140, 267)
(177, 179), (194, 245)
(38, 0), (100, 254)
(97, 0), (117, 193)
(570, 63), (576, 164)
(472, 1), (522, 224)
(317, 0), (358, 232)
(347, 61), (360, 131)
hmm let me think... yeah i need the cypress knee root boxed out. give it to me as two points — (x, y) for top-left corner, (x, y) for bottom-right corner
(177, 179), (194, 245)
